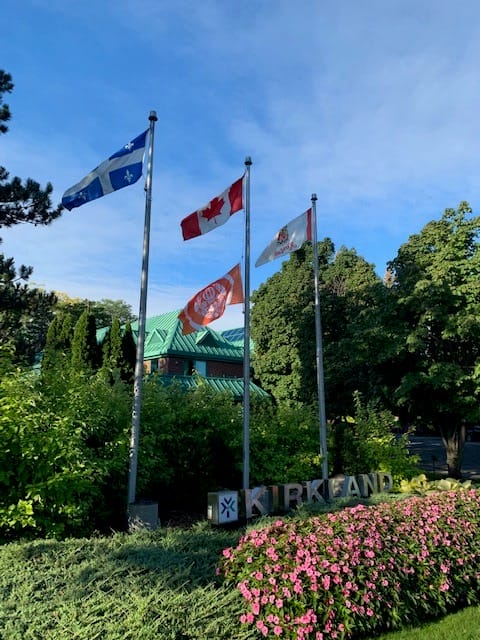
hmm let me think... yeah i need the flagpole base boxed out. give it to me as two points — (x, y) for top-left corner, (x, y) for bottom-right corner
(128, 500), (159, 532)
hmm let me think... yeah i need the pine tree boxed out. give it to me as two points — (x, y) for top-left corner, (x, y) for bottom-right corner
(0, 70), (63, 364)
(0, 70), (63, 228)
(0, 248), (56, 364)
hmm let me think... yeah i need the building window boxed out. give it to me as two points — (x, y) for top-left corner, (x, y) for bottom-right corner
(194, 360), (207, 376)
(184, 360), (207, 376)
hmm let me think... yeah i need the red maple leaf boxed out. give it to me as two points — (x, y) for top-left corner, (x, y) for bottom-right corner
(200, 196), (225, 222)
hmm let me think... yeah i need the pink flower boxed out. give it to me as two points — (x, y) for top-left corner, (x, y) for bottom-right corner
(240, 612), (254, 624)
(256, 620), (268, 636)
(293, 581), (303, 594)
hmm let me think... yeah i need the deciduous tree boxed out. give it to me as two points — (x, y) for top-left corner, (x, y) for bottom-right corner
(55, 294), (136, 328)
(387, 202), (480, 476)
(251, 240), (387, 418)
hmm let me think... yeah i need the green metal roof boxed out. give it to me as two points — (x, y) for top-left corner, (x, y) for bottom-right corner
(96, 312), (267, 399)
(157, 374), (269, 399)
(96, 310), (252, 361)
(129, 310), (245, 362)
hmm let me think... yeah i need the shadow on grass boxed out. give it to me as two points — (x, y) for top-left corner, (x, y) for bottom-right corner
(12, 523), (244, 594)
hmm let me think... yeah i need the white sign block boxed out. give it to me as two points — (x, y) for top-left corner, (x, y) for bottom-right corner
(207, 491), (239, 524)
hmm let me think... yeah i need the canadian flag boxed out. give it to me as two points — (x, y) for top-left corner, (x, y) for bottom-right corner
(180, 176), (244, 240)
(178, 264), (244, 335)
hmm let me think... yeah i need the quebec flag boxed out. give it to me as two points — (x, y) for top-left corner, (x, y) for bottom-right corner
(62, 129), (148, 210)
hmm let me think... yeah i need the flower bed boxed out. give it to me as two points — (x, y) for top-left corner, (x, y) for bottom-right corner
(218, 490), (480, 639)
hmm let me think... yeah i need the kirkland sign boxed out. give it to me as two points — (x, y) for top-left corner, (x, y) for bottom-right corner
(207, 472), (393, 525)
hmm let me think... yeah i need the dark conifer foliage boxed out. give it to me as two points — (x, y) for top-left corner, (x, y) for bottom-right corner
(71, 310), (101, 373)
(0, 70), (63, 362)
(0, 70), (63, 228)
(0, 246), (57, 364)
(120, 321), (137, 383)
(41, 313), (74, 373)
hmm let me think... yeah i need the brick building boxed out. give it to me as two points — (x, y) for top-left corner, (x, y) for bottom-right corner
(122, 310), (267, 399)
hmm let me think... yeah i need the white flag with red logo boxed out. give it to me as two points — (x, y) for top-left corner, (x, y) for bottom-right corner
(180, 176), (244, 240)
(255, 208), (313, 267)
(178, 264), (244, 335)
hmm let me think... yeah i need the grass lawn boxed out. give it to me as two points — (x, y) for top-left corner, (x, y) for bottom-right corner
(0, 508), (479, 638)
(375, 606), (480, 640)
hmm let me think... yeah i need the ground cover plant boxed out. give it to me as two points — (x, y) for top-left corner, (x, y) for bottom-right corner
(218, 489), (480, 639)
(0, 492), (480, 639)
(0, 523), (253, 640)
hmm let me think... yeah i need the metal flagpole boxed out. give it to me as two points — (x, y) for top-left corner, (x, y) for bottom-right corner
(127, 111), (158, 508)
(311, 193), (329, 483)
(242, 156), (252, 491)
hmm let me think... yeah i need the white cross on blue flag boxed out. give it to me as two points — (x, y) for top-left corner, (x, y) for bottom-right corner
(62, 129), (148, 210)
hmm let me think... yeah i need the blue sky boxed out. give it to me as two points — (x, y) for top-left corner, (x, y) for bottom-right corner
(2, 0), (480, 330)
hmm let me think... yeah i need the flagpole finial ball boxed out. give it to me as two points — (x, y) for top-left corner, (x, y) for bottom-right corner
(149, 111), (158, 122)
(244, 156), (252, 166)
(311, 193), (317, 201)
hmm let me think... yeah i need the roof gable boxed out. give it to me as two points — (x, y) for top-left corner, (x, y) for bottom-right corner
(132, 310), (244, 361)
(96, 310), (245, 361)
(195, 330), (217, 347)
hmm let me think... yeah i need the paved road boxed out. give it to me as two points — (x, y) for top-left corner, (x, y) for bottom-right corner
(408, 436), (480, 480)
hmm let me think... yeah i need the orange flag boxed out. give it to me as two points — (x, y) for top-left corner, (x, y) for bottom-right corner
(178, 264), (244, 335)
